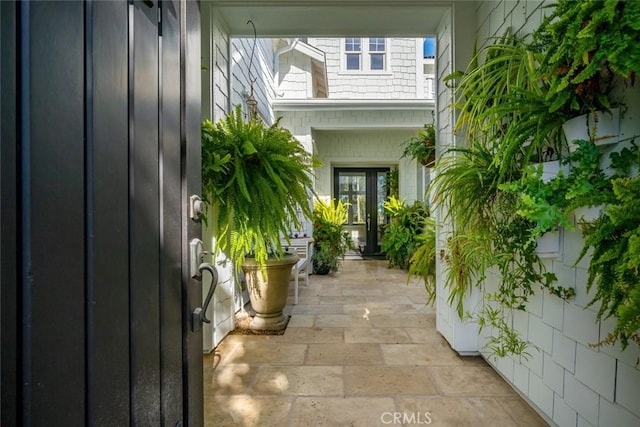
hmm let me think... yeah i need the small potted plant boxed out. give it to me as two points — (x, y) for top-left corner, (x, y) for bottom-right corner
(534, 0), (640, 146)
(401, 123), (436, 167)
(201, 105), (319, 330)
(311, 199), (354, 275)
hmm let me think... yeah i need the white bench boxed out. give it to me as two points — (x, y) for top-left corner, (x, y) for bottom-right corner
(281, 237), (314, 304)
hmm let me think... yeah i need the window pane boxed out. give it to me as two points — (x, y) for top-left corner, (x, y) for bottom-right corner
(346, 54), (361, 70)
(345, 37), (361, 52)
(370, 53), (384, 70)
(369, 38), (385, 52)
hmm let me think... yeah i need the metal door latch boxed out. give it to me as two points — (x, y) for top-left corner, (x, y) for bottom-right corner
(190, 238), (218, 332)
(190, 195), (205, 221)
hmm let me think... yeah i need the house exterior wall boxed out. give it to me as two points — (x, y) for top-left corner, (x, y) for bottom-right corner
(448, 2), (640, 426)
(201, 4), (236, 351)
(230, 38), (277, 123)
(276, 108), (431, 226)
(278, 48), (314, 99)
(294, 37), (426, 99)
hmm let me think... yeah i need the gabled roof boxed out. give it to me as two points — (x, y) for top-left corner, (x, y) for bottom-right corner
(281, 39), (329, 98)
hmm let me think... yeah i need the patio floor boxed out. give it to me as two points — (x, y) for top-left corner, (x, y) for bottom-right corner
(204, 260), (548, 426)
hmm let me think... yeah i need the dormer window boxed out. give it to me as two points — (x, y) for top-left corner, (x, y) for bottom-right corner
(343, 37), (387, 72)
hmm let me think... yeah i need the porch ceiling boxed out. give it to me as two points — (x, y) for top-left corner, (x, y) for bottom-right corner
(207, 1), (451, 37)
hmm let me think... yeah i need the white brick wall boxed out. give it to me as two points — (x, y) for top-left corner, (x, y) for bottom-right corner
(457, 2), (640, 426)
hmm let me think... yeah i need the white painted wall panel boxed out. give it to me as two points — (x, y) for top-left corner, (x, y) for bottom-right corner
(472, 1), (640, 425)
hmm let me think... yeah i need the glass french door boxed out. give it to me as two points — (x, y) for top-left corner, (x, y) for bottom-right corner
(334, 168), (389, 256)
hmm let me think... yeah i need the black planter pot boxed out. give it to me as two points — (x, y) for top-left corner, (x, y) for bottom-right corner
(313, 261), (331, 275)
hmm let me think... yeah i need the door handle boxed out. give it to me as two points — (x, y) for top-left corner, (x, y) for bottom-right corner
(190, 238), (219, 332)
(367, 214), (371, 232)
(192, 262), (218, 331)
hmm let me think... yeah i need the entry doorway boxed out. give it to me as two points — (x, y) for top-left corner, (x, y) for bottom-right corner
(334, 167), (390, 257)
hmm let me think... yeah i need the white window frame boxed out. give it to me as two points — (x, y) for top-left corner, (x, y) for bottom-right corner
(340, 37), (390, 74)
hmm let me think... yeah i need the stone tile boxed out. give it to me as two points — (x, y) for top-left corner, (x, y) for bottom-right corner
(396, 397), (525, 427)
(278, 326), (344, 343)
(252, 366), (343, 396)
(306, 343), (384, 365)
(343, 302), (427, 316)
(497, 397), (550, 426)
(291, 397), (396, 427)
(344, 366), (439, 396)
(291, 304), (344, 315)
(364, 295), (414, 304)
(380, 343), (464, 366)
(287, 314), (315, 328)
(404, 327), (450, 344)
(204, 364), (258, 395)
(370, 313), (434, 328)
(289, 296), (321, 305)
(319, 295), (364, 305)
(343, 287), (384, 296)
(315, 314), (372, 328)
(217, 342), (307, 366)
(430, 366), (516, 396)
(205, 260), (549, 426)
(344, 327), (413, 344)
(204, 395), (292, 427)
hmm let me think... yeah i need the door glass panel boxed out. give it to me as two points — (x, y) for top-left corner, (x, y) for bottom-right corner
(338, 172), (367, 250)
(376, 171), (388, 252)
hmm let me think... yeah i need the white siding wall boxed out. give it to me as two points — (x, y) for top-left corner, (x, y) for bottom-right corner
(278, 49), (313, 99)
(306, 38), (421, 99)
(434, 2), (483, 356)
(313, 129), (417, 199)
(230, 38), (277, 124)
(201, 13), (281, 351)
(455, 2), (640, 426)
(201, 4), (236, 351)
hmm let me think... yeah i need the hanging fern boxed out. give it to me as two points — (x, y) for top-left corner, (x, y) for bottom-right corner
(578, 177), (640, 349)
(201, 105), (320, 275)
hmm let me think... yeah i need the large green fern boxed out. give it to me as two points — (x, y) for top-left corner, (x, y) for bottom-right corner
(579, 176), (640, 349)
(201, 105), (320, 274)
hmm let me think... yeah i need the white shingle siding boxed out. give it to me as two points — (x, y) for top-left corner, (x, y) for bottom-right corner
(305, 38), (420, 99)
(469, 1), (640, 425)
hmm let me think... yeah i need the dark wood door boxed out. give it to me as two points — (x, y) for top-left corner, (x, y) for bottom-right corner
(334, 167), (390, 256)
(1, 1), (203, 425)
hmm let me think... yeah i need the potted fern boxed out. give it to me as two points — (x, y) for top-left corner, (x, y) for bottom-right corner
(401, 124), (436, 167)
(201, 106), (319, 330)
(534, 0), (640, 146)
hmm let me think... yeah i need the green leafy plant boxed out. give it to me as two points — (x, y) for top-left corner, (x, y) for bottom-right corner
(381, 196), (430, 269)
(476, 304), (532, 360)
(311, 199), (354, 275)
(385, 167), (400, 199)
(444, 29), (566, 178)
(534, 0), (640, 115)
(578, 176), (640, 349)
(407, 217), (436, 304)
(401, 124), (436, 167)
(201, 105), (319, 274)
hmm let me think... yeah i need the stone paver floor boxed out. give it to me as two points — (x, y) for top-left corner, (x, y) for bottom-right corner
(204, 260), (548, 427)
